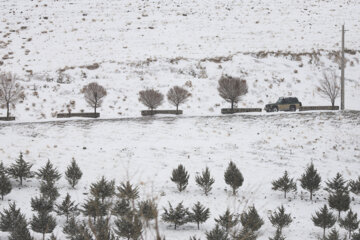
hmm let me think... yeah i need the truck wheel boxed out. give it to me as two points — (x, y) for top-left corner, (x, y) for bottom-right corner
(272, 107), (278, 112)
(290, 105), (296, 111)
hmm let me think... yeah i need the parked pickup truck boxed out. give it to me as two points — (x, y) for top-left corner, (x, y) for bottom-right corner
(265, 97), (302, 112)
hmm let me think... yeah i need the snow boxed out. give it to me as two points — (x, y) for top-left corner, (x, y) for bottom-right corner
(0, 111), (360, 239)
(0, 0), (360, 239)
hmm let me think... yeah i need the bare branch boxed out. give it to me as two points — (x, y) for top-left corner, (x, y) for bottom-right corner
(317, 70), (340, 107)
(138, 89), (164, 111)
(82, 82), (107, 113)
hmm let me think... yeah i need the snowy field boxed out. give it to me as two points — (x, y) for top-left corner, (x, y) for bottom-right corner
(0, 111), (360, 239)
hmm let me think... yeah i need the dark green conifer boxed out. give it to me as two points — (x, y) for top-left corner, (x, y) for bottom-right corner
(90, 176), (115, 203)
(224, 161), (244, 195)
(117, 181), (139, 201)
(269, 206), (292, 234)
(300, 163), (321, 200)
(31, 211), (56, 240)
(325, 228), (344, 240)
(234, 228), (257, 240)
(325, 173), (348, 193)
(8, 216), (32, 240)
(339, 209), (359, 238)
(30, 197), (53, 213)
(269, 229), (285, 240)
(171, 164), (190, 192)
(190, 201), (210, 230)
(114, 212), (143, 240)
(138, 199), (157, 225)
(55, 193), (78, 221)
(82, 197), (109, 222)
(36, 160), (61, 184)
(349, 177), (360, 195)
(312, 204), (336, 239)
(8, 152), (33, 186)
(161, 202), (190, 230)
(112, 199), (131, 217)
(40, 180), (59, 202)
(205, 224), (229, 240)
(328, 190), (350, 218)
(195, 167), (215, 196)
(65, 158), (82, 189)
(352, 230), (360, 240)
(272, 171), (297, 198)
(0, 170), (11, 200)
(215, 209), (239, 233)
(240, 205), (264, 232)
(0, 202), (25, 232)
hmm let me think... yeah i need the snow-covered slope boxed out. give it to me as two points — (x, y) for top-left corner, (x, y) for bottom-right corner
(0, 111), (359, 239)
(0, 0), (359, 120)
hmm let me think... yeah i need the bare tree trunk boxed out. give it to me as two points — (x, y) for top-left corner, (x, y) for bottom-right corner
(310, 190), (313, 201)
(231, 101), (234, 113)
(323, 227), (325, 240)
(331, 100), (335, 107)
(284, 191), (287, 199)
(176, 105), (179, 114)
(6, 102), (9, 119)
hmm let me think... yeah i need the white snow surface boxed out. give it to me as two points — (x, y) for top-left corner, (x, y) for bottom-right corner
(0, 111), (360, 239)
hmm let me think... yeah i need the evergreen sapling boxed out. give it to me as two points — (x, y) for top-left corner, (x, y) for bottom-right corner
(339, 209), (359, 238)
(272, 171), (297, 199)
(0, 170), (11, 200)
(349, 177), (360, 195)
(328, 190), (350, 218)
(240, 205), (264, 232)
(117, 181), (139, 201)
(312, 204), (336, 239)
(31, 210), (56, 240)
(55, 193), (78, 221)
(269, 206), (292, 234)
(195, 167), (215, 196)
(215, 209), (239, 233)
(8, 216), (32, 240)
(300, 163), (321, 200)
(171, 164), (190, 192)
(162, 202), (190, 230)
(190, 201), (210, 230)
(36, 160), (61, 184)
(114, 211), (143, 240)
(0, 202), (24, 232)
(224, 161), (244, 196)
(206, 224), (229, 240)
(90, 176), (115, 203)
(65, 158), (82, 188)
(8, 152), (33, 186)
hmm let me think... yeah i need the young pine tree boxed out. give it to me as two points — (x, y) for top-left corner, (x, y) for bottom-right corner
(325, 173), (348, 194)
(36, 160), (61, 184)
(138, 199), (157, 225)
(112, 199), (131, 217)
(325, 228), (344, 240)
(234, 228), (257, 240)
(0, 162), (6, 174)
(8, 152), (33, 186)
(215, 209), (239, 233)
(40, 180), (59, 202)
(8, 216), (33, 240)
(206, 224), (229, 240)
(328, 190), (350, 218)
(0, 202), (24, 232)
(114, 212), (143, 240)
(224, 161), (244, 196)
(269, 206), (292, 234)
(162, 202), (191, 230)
(117, 181), (139, 201)
(55, 193), (78, 221)
(339, 209), (360, 239)
(312, 204), (336, 239)
(0, 171), (11, 200)
(30, 196), (53, 213)
(272, 171), (297, 199)
(171, 164), (190, 192)
(90, 176), (115, 203)
(195, 167), (215, 196)
(269, 229), (285, 240)
(65, 158), (82, 188)
(31, 210), (56, 240)
(349, 177), (360, 195)
(82, 197), (109, 222)
(300, 163), (321, 200)
(240, 205), (264, 232)
(352, 230), (360, 240)
(190, 201), (210, 230)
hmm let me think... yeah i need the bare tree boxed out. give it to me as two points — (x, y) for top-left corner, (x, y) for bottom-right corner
(82, 82), (107, 114)
(0, 73), (24, 119)
(139, 89), (164, 113)
(317, 70), (340, 107)
(217, 75), (248, 111)
(167, 86), (191, 113)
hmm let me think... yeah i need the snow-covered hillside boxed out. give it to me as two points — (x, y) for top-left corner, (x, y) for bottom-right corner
(0, 0), (359, 120)
(0, 111), (359, 239)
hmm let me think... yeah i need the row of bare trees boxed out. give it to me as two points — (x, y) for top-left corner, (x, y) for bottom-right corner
(0, 70), (341, 119)
(138, 86), (191, 113)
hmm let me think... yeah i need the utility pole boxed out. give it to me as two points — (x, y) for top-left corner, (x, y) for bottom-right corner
(340, 24), (345, 110)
